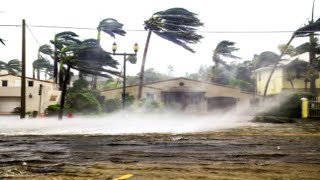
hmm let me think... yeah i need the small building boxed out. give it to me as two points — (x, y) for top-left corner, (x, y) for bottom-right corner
(100, 77), (254, 112)
(254, 52), (319, 96)
(0, 73), (61, 115)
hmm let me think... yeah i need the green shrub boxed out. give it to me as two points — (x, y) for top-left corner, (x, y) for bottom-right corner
(104, 98), (121, 112)
(66, 90), (101, 113)
(45, 104), (60, 116)
(134, 98), (162, 112)
(47, 104), (60, 111)
(263, 92), (315, 118)
(103, 95), (135, 113)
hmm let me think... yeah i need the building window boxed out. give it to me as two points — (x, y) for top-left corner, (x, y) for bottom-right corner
(28, 81), (34, 87)
(50, 95), (57, 101)
(2, 80), (8, 87)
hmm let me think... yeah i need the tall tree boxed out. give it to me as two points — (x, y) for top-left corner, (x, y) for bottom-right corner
(51, 31), (81, 89)
(32, 44), (54, 79)
(263, 0), (319, 97)
(32, 58), (52, 80)
(92, 18), (126, 89)
(212, 40), (240, 84)
(138, 7), (204, 99)
(57, 38), (121, 119)
(0, 59), (21, 75)
(294, 0), (319, 94)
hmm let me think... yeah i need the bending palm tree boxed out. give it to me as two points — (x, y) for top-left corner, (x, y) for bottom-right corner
(58, 38), (121, 119)
(138, 7), (204, 99)
(212, 40), (240, 84)
(51, 31), (81, 88)
(0, 59), (21, 75)
(263, 0), (319, 97)
(51, 31), (80, 85)
(92, 18), (126, 89)
(32, 58), (51, 79)
(33, 44), (54, 79)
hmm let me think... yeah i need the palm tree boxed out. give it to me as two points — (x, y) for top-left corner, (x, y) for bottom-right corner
(51, 31), (80, 85)
(138, 7), (204, 99)
(32, 58), (52, 79)
(58, 38), (121, 119)
(32, 44), (54, 79)
(97, 18), (126, 43)
(212, 41), (240, 84)
(263, 0), (319, 97)
(0, 59), (21, 75)
(293, 1), (319, 94)
(91, 18), (126, 89)
(51, 31), (81, 89)
(44, 63), (54, 80)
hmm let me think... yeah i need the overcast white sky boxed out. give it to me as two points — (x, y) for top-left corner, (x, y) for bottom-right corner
(0, 0), (318, 77)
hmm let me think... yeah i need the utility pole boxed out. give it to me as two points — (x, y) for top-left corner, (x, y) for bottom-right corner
(20, 19), (26, 119)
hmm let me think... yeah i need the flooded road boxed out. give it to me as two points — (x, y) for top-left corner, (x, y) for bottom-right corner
(0, 120), (320, 179)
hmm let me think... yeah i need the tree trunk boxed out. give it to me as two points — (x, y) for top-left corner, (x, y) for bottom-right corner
(138, 30), (152, 99)
(263, 36), (294, 99)
(59, 61), (64, 90)
(53, 37), (58, 84)
(32, 68), (35, 79)
(59, 65), (71, 120)
(212, 53), (219, 82)
(305, 80), (308, 91)
(92, 76), (97, 89)
(286, 70), (294, 89)
(92, 30), (102, 90)
(37, 69), (40, 80)
(309, 33), (317, 95)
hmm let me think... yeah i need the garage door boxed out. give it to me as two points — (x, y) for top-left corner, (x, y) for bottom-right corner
(207, 96), (237, 111)
(0, 97), (20, 113)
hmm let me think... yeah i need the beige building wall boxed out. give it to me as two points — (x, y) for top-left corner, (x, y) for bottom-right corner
(0, 75), (61, 114)
(101, 86), (162, 100)
(101, 78), (253, 112)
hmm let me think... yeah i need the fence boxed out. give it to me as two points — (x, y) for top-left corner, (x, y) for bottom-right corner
(308, 97), (320, 117)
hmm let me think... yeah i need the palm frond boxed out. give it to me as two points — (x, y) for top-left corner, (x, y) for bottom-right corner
(0, 38), (5, 46)
(98, 18), (126, 38)
(144, 7), (203, 53)
(39, 44), (53, 55)
(55, 31), (79, 39)
(213, 41), (240, 60)
(294, 18), (320, 37)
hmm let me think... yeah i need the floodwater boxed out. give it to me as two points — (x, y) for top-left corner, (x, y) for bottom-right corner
(0, 113), (254, 135)
(0, 114), (320, 179)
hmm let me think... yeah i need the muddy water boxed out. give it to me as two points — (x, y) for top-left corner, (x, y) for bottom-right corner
(0, 120), (320, 179)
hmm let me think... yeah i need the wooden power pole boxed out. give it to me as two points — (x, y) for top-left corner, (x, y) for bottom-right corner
(20, 19), (26, 119)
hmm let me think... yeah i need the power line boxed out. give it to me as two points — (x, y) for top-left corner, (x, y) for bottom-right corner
(0, 24), (318, 34)
(0, 24), (20, 27)
(26, 24), (40, 47)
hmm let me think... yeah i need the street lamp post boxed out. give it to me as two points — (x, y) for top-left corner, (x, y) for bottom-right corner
(112, 42), (139, 110)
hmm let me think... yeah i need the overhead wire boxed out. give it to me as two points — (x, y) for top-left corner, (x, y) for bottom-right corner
(26, 23), (41, 47)
(0, 24), (317, 34)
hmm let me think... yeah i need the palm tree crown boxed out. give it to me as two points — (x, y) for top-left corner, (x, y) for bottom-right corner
(144, 7), (204, 53)
(213, 41), (240, 63)
(0, 59), (21, 75)
(97, 18), (126, 39)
